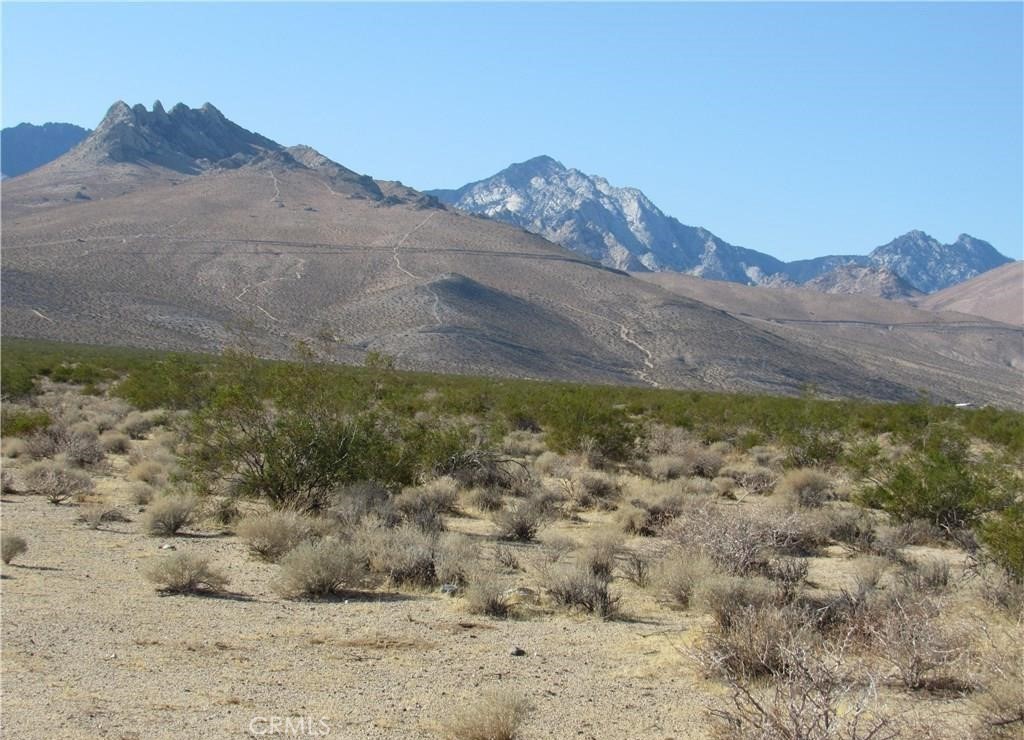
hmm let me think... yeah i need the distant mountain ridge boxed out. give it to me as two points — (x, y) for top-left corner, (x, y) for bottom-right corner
(429, 157), (1012, 293)
(1, 122), (90, 177)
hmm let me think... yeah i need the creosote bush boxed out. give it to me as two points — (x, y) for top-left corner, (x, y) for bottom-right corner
(2, 534), (28, 564)
(144, 495), (198, 536)
(144, 552), (228, 594)
(274, 539), (367, 599)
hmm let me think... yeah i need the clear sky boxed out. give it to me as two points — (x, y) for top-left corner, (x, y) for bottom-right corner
(3, 2), (1022, 260)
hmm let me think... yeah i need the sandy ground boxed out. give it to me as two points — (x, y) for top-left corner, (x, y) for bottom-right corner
(1, 452), (713, 739)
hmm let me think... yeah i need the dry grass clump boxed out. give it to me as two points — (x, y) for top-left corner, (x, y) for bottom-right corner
(492, 497), (552, 542)
(328, 482), (400, 531)
(699, 603), (818, 680)
(274, 539), (367, 599)
(2, 534), (28, 564)
(972, 660), (1024, 739)
(63, 430), (105, 467)
(658, 549), (717, 608)
(143, 495), (198, 536)
(701, 576), (781, 629)
(580, 532), (622, 580)
(898, 557), (951, 594)
(2, 437), (29, 459)
(24, 425), (67, 459)
(355, 522), (440, 588)
(618, 493), (688, 536)
(719, 464), (778, 496)
(91, 413), (118, 433)
(78, 502), (130, 529)
(437, 691), (530, 740)
(127, 481), (155, 505)
(470, 487), (505, 512)
(99, 430), (131, 454)
(463, 570), (513, 618)
(119, 410), (164, 439)
(395, 477), (459, 532)
(237, 511), (316, 562)
(544, 564), (620, 618)
(776, 468), (834, 508)
(681, 445), (725, 479)
(620, 549), (652, 587)
(502, 430), (546, 457)
(568, 471), (620, 510)
(822, 507), (878, 552)
(532, 450), (572, 478)
(128, 460), (169, 487)
(648, 454), (689, 481)
(22, 460), (94, 504)
(144, 552), (228, 594)
(436, 533), (479, 587)
(2, 469), (16, 493)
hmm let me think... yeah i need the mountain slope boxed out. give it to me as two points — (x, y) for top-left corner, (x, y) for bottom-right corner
(429, 159), (1011, 293)
(868, 231), (1012, 293)
(916, 262), (1023, 326)
(428, 156), (785, 280)
(802, 265), (923, 299)
(2, 102), (1019, 407)
(1, 122), (90, 177)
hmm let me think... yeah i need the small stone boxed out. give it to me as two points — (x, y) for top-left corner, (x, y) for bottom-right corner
(159, 544), (176, 550)
(510, 646), (526, 657)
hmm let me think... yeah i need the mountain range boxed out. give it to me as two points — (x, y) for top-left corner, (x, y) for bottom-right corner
(427, 156), (1013, 294)
(2, 101), (1021, 408)
(1, 122), (90, 178)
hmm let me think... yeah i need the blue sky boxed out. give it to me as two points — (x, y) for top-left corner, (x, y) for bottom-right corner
(3, 2), (1021, 260)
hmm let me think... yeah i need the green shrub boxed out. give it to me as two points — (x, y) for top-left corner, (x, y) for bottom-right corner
(858, 427), (1014, 533)
(1, 408), (51, 437)
(978, 505), (1024, 582)
(541, 393), (643, 464)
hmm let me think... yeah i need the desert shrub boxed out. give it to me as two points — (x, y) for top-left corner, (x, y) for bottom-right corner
(700, 602), (819, 681)
(78, 502), (129, 529)
(544, 564), (620, 618)
(1, 408), (51, 437)
(532, 451), (571, 478)
(274, 539), (367, 599)
(463, 571), (512, 617)
(683, 446), (725, 479)
(471, 487), (505, 512)
(143, 495), (198, 535)
(538, 535), (576, 565)
(721, 465), (778, 496)
(437, 691), (530, 740)
(129, 460), (169, 487)
(868, 592), (962, 690)
(823, 508), (877, 552)
(659, 550), (716, 608)
(22, 460), (94, 503)
(763, 557), (809, 603)
(63, 431), (105, 467)
(395, 478), (459, 532)
(0, 470), (14, 494)
(617, 494), (685, 536)
(776, 468), (833, 508)
(972, 659), (1024, 740)
(541, 393), (643, 465)
(24, 424), (69, 459)
(127, 481), (155, 505)
(898, 558), (951, 594)
(858, 426), (1014, 534)
(2, 534), (28, 564)
(356, 523), (439, 588)
(701, 576), (781, 629)
(144, 552), (228, 594)
(648, 454), (689, 481)
(977, 505), (1024, 583)
(502, 430), (546, 457)
(209, 496), (242, 527)
(237, 511), (316, 562)
(328, 482), (400, 531)
(119, 410), (163, 439)
(564, 471), (620, 510)
(91, 414), (118, 433)
(977, 565), (1024, 616)
(708, 642), (899, 740)
(99, 431), (131, 454)
(492, 498), (551, 542)
(2, 437), (28, 459)
(785, 429), (844, 468)
(620, 550), (651, 587)
(493, 544), (521, 571)
(581, 533), (622, 580)
(436, 533), (479, 587)
(434, 449), (522, 490)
